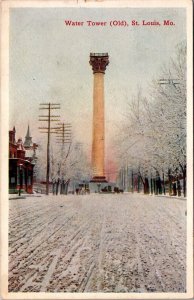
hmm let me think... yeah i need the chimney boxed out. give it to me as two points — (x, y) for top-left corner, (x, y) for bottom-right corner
(9, 126), (16, 144)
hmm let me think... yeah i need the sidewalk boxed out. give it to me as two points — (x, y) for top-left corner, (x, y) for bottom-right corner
(9, 192), (42, 200)
(124, 191), (186, 201)
(152, 194), (186, 201)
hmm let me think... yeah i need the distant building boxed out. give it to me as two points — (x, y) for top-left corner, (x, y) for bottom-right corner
(9, 126), (38, 194)
(23, 125), (38, 181)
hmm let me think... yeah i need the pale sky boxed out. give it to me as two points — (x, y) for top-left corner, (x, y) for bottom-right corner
(9, 7), (186, 162)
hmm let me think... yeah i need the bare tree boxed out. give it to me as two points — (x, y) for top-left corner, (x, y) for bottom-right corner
(114, 42), (186, 196)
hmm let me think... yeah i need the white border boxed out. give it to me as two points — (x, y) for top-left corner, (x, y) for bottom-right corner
(0, 0), (193, 299)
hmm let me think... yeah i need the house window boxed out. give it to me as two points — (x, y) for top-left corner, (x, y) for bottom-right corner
(11, 177), (15, 183)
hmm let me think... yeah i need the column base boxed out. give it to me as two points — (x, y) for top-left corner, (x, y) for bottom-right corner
(90, 176), (107, 183)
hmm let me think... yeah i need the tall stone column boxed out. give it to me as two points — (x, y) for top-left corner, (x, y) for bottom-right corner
(89, 53), (109, 182)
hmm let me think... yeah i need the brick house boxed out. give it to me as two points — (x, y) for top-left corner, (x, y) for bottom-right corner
(9, 126), (37, 194)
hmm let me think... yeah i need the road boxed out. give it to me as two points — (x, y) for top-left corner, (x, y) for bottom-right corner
(8, 193), (186, 292)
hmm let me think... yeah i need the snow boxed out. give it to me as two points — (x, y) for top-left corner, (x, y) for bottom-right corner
(8, 193), (186, 293)
(115, 43), (187, 188)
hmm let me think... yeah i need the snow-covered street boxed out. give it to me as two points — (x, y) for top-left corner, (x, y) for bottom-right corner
(8, 193), (186, 293)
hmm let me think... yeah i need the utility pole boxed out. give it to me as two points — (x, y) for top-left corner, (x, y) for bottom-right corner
(55, 123), (72, 145)
(158, 79), (180, 88)
(55, 122), (72, 174)
(39, 103), (60, 195)
(55, 123), (72, 195)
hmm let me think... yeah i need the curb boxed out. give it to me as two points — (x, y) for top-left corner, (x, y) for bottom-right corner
(9, 194), (42, 200)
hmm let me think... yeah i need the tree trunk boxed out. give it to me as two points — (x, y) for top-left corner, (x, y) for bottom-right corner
(179, 164), (186, 197)
(183, 165), (186, 197)
(150, 177), (153, 194)
(144, 177), (150, 194)
(137, 175), (140, 193)
(168, 169), (172, 196)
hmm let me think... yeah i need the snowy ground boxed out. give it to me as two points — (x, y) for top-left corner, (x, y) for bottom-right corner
(8, 193), (186, 293)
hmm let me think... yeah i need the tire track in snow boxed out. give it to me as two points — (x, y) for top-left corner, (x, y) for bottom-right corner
(9, 206), (77, 271)
(96, 213), (106, 291)
(9, 194), (186, 292)
(17, 216), (92, 292)
(79, 262), (96, 292)
(40, 249), (62, 292)
(40, 214), (95, 292)
(9, 205), (75, 248)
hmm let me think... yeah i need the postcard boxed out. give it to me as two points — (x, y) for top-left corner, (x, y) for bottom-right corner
(0, 0), (193, 299)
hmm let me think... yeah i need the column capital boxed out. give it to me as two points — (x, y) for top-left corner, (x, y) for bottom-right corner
(89, 53), (109, 74)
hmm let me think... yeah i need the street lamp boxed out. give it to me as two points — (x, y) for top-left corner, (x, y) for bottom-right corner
(19, 164), (23, 196)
